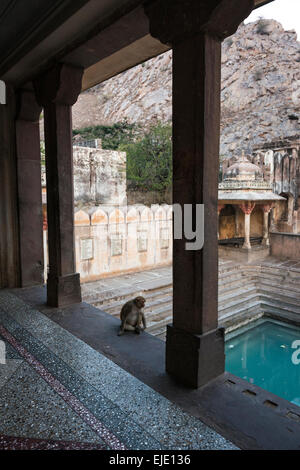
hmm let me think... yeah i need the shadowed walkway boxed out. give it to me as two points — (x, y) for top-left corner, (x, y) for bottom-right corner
(0, 291), (236, 450)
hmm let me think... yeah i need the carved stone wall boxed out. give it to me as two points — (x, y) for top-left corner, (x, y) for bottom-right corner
(74, 205), (172, 282)
(42, 143), (127, 207)
(73, 145), (126, 206)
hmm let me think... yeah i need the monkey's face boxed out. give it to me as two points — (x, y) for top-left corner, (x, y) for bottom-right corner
(134, 296), (145, 309)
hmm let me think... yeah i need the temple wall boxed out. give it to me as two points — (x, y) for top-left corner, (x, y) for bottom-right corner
(219, 205), (264, 240)
(250, 206), (263, 237)
(270, 232), (300, 260)
(42, 143), (127, 207)
(73, 146), (126, 206)
(74, 205), (172, 282)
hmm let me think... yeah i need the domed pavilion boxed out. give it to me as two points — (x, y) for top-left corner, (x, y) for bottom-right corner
(218, 152), (285, 255)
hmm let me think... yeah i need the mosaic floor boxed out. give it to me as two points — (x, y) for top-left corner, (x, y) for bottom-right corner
(0, 291), (237, 450)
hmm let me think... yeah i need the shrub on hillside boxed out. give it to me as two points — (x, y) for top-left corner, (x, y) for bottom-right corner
(73, 120), (139, 150)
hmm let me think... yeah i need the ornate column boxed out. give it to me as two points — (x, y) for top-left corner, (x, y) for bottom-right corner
(15, 88), (44, 286)
(262, 204), (273, 246)
(34, 64), (83, 307)
(239, 202), (255, 250)
(145, 0), (254, 388)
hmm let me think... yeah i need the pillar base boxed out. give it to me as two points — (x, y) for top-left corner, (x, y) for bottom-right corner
(166, 324), (225, 388)
(47, 273), (82, 308)
(261, 238), (269, 247)
(242, 243), (251, 250)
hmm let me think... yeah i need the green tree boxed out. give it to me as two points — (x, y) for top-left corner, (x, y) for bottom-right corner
(121, 122), (172, 192)
(73, 120), (139, 150)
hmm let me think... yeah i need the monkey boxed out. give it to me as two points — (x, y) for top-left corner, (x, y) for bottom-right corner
(118, 296), (146, 336)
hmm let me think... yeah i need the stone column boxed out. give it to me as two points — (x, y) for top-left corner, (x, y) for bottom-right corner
(239, 202), (255, 250)
(217, 204), (225, 239)
(234, 205), (240, 237)
(287, 195), (294, 227)
(262, 204), (273, 246)
(292, 210), (298, 234)
(270, 205), (276, 231)
(34, 64), (83, 307)
(15, 88), (44, 286)
(145, 0), (254, 388)
(0, 84), (20, 288)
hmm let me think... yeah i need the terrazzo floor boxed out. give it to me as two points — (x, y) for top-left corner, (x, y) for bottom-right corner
(0, 291), (238, 450)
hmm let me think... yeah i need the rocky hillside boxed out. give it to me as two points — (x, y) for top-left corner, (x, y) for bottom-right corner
(73, 19), (300, 158)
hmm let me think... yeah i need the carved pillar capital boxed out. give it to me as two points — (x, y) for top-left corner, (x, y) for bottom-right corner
(218, 203), (225, 215)
(15, 88), (42, 122)
(144, 0), (254, 45)
(239, 201), (255, 215)
(34, 63), (83, 107)
(262, 203), (274, 213)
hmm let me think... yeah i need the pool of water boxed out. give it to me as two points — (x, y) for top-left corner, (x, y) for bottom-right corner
(225, 319), (300, 407)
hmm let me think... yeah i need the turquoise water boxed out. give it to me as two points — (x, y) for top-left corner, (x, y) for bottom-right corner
(225, 320), (300, 407)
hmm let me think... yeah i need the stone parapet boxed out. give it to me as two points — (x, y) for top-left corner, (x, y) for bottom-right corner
(74, 204), (172, 282)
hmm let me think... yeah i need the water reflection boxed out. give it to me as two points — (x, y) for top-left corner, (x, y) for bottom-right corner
(225, 320), (300, 406)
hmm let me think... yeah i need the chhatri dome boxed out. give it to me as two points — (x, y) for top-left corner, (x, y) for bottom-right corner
(218, 150), (285, 252)
(224, 151), (263, 182)
(219, 150), (285, 201)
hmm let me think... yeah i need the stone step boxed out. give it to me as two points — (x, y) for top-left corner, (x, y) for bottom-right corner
(245, 270), (300, 290)
(147, 315), (173, 332)
(88, 281), (172, 307)
(257, 274), (300, 288)
(218, 275), (250, 290)
(258, 282), (300, 299)
(151, 325), (168, 341)
(218, 284), (257, 302)
(220, 308), (263, 332)
(259, 296), (300, 315)
(218, 292), (260, 317)
(219, 300), (262, 323)
(260, 265), (300, 276)
(218, 262), (241, 273)
(105, 294), (172, 317)
(263, 309), (300, 327)
(218, 270), (247, 283)
(146, 304), (173, 323)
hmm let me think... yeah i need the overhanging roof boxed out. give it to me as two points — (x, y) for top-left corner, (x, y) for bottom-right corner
(219, 191), (286, 202)
(0, 0), (274, 91)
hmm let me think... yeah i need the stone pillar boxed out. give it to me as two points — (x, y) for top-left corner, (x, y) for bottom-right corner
(234, 206), (240, 237)
(0, 85), (20, 288)
(217, 204), (225, 239)
(145, 0), (254, 388)
(270, 205), (276, 232)
(15, 88), (44, 286)
(292, 210), (298, 234)
(34, 64), (83, 307)
(239, 202), (255, 250)
(262, 204), (273, 246)
(287, 195), (294, 227)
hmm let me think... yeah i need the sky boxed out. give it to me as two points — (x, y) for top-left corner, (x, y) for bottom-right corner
(245, 0), (300, 39)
